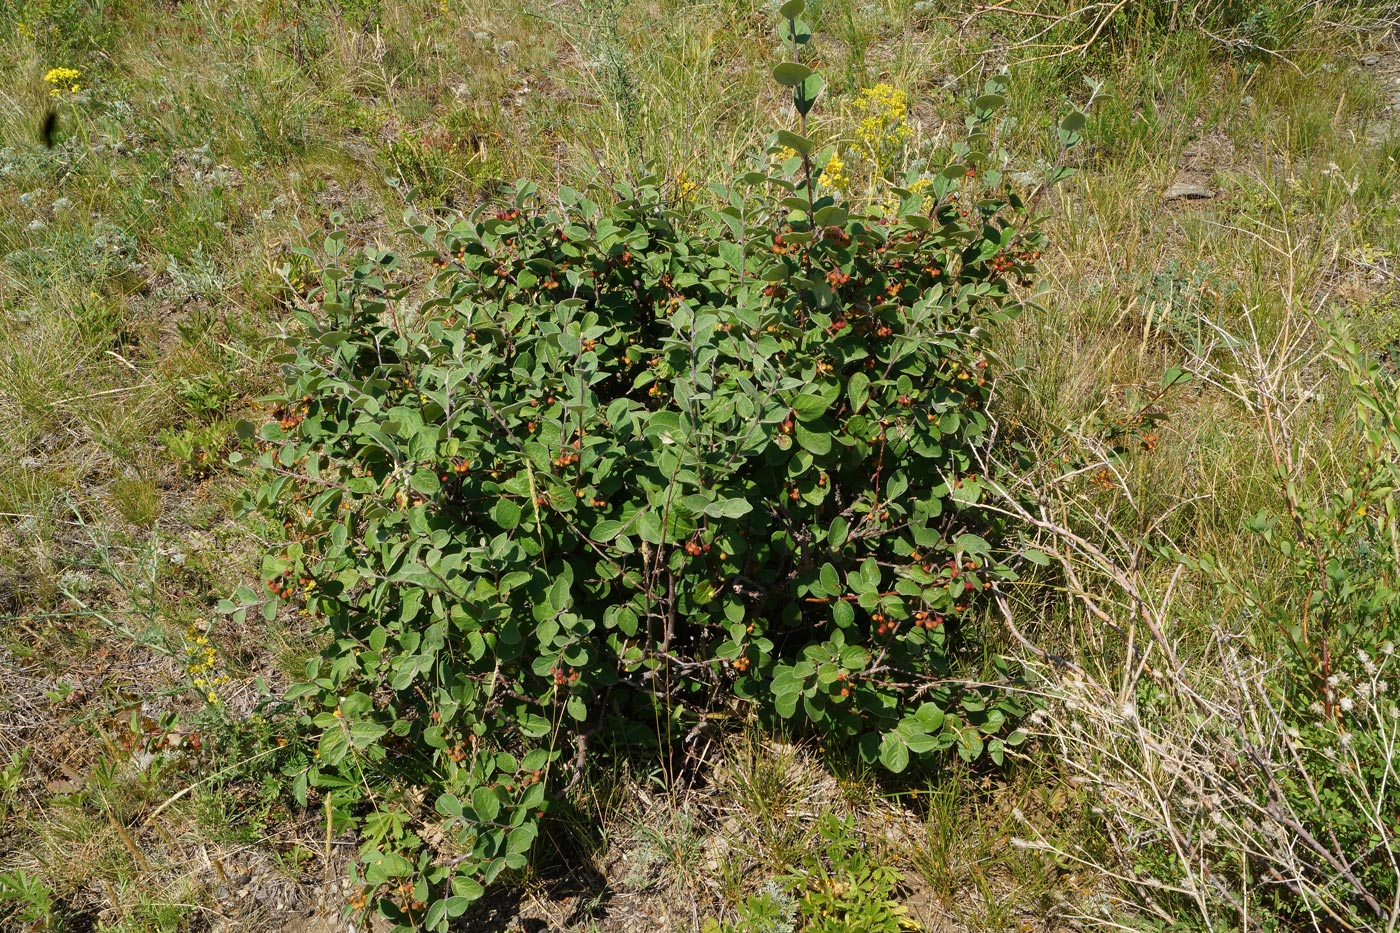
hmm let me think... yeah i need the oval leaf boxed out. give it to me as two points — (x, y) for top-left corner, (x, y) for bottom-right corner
(795, 73), (825, 116)
(772, 62), (813, 87)
(493, 499), (522, 530)
(879, 733), (910, 773)
(794, 422), (831, 455)
(847, 372), (870, 413)
(775, 129), (814, 157)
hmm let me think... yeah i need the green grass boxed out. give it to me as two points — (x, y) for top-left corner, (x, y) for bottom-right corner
(1, 0), (1398, 928)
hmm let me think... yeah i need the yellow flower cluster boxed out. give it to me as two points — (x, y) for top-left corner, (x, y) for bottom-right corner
(185, 622), (229, 704)
(44, 67), (81, 97)
(821, 153), (849, 192)
(677, 168), (699, 201)
(853, 83), (912, 168)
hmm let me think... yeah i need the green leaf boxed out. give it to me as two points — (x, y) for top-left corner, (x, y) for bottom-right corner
(505, 821), (538, 856)
(318, 728), (348, 766)
(517, 712), (551, 738)
(829, 516), (849, 549)
(913, 703), (945, 732)
(859, 557), (880, 589)
(636, 509), (664, 545)
(795, 73), (825, 117)
(1016, 547), (1049, 569)
(592, 519), (627, 542)
(794, 422), (831, 455)
(771, 664), (801, 690)
(547, 574), (572, 613)
(616, 606), (640, 636)
(521, 440), (552, 472)
(879, 734), (910, 773)
(847, 372), (870, 413)
(348, 721), (387, 749)
(974, 94), (1006, 113)
(903, 730), (939, 754)
(1060, 111), (1086, 133)
(957, 730), (984, 762)
(472, 786), (500, 822)
(773, 62), (813, 87)
(956, 533), (990, 557)
(1162, 365), (1191, 388)
(493, 499), (522, 530)
(445, 893), (476, 915)
(790, 393), (831, 421)
(704, 498), (754, 519)
(778, 0), (805, 17)
(777, 15), (812, 44)
(775, 130), (814, 157)
(410, 469), (440, 495)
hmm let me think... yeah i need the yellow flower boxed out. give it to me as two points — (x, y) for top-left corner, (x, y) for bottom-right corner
(677, 168), (699, 201)
(852, 83), (912, 173)
(44, 67), (82, 98)
(821, 153), (849, 192)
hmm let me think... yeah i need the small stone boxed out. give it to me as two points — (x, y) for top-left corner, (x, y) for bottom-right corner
(1164, 183), (1215, 201)
(1361, 53), (1381, 66)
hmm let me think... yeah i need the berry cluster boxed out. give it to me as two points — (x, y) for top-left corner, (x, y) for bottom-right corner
(912, 610), (942, 630)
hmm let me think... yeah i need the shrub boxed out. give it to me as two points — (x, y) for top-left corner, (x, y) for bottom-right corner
(236, 4), (1076, 926)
